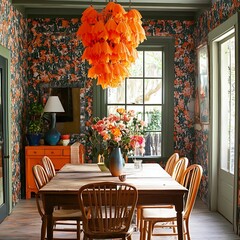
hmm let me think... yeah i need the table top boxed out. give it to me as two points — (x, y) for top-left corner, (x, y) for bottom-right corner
(39, 163), (187, 194)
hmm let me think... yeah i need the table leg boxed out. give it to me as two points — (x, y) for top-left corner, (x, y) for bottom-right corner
(176, 208), (184, 240)
(46, 213), (53, 240)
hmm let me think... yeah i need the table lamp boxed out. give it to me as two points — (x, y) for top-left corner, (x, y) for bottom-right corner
(44, 96), (65, 145)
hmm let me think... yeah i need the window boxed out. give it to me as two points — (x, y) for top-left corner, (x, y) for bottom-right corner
(219, 33), (235, 174)
(93, 37), (174, 160)
(197, 45), (209, 124)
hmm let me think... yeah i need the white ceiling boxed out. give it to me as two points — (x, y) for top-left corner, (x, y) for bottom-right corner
(12, 0), (213, 18)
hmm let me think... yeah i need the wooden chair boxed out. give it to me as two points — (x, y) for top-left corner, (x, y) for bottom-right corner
(32, 165), (82, 240)
(171, 157), (189, 183)
(42, 156), (56, 180)
(136, 154), (183, 230)
(164, 153), (180, 175)
(78, 181), (138, 240)
(140, 164), (203, 240)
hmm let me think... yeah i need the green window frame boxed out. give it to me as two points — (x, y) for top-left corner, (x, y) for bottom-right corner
(93, 37), (174, 161)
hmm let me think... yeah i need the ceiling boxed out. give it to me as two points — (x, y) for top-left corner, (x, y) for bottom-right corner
(12, 0), (213, 19)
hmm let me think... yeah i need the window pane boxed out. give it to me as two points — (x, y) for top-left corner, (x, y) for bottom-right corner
(107, 105), (125, 115)
(129, 51), (143, 77)
(126, 78), (143, 104)
(144, 78), (162, 104)
(145, 106), (162, 131)
(145, 51), (162, 77)
(126, 106), (144, 119)
(107, 82), (125, 104)
(144, 132), (162, 156)
(220, 36), (235, 174)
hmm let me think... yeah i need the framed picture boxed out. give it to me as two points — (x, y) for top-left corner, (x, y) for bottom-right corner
(41, 87), (73, 122)
(197, 44), (209, 124)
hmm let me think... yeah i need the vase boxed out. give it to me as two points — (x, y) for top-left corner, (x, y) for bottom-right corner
(109, 147), (124, 177)
(27, 133), (42, 146)
(104, 151), (110, 169)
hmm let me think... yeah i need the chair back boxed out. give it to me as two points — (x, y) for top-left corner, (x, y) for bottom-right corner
(172, 157), (189, 183)
(165, 153), (179, 175)
(42, 156), (56, 180)
(32, 164), (49, 190)
(32, 165), (50, 219)
(181, 164), (203, 219)
(78, 181), (138, 238)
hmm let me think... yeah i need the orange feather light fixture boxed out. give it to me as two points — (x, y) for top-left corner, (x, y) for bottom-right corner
(76, 1), (146, 89)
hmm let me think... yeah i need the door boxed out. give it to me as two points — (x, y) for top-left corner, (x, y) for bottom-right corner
(218, 33), (235, 223)
(0, 55), (10, 223)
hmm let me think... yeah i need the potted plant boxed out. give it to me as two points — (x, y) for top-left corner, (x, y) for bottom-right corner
(26, 102), (44, 146)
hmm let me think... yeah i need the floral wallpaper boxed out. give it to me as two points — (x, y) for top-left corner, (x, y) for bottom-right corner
(0, 0), (28, 205)
(194, 0), (240, 204)
(27, 18), (196, 164)
(26, 0), (240, 207)
(1, 0), (240, 218)
(27, 18), (91, 147)
(143, 20), (196, 162)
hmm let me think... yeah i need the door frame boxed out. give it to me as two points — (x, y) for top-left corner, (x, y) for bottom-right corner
(0, 44), (12, 218)
(208, 13), (239, 232)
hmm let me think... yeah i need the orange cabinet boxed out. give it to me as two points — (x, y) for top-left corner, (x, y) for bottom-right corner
(25, 146), (71, 199)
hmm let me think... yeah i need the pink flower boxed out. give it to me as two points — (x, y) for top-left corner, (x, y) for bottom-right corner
(128, 110), (135, 117)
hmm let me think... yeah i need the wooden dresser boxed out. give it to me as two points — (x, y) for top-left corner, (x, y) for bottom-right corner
(25, 145), (71, 199)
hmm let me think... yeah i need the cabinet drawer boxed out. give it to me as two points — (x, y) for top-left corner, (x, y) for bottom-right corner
(44, 149), (63, 156)
(63, 148), (70, 156)
(26, 149), (45, 156)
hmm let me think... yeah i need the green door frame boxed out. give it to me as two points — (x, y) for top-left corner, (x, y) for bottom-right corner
(0, 44), (12, 222)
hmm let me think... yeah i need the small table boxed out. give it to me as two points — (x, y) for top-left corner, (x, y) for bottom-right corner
(39, 163), (187, 240)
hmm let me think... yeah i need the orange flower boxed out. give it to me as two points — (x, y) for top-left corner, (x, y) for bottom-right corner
(111, 127), (122, 138)
(117, 108), (126, 115)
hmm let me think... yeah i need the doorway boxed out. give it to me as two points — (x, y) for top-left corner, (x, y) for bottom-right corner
(209, 13), (239, 231)
(218, 33), (235, 223)
(0, 48), (10, 223)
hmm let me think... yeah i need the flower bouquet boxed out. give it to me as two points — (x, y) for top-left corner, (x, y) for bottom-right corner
(89, 108), (146, 167)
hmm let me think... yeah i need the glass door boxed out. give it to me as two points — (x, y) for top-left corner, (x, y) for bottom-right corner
(218, 33), (235, 223)
(0, 55), (9, 223)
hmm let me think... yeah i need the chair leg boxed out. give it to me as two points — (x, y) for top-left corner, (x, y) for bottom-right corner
(147, 221), (153, 240)
(77, 220), (81, 240)
(143, 220), (147, 240)
(41, 217), (47, 240)
(137, 207), (141, 228)
(139, 208), (144, 240)
(172, 220), (177, 233)
(184, 219), (190, 240)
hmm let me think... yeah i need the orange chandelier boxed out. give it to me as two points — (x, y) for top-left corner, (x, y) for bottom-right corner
(76, 1), (146, 89)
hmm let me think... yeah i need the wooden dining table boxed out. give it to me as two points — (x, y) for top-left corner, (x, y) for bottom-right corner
(39, 163), (187, 240)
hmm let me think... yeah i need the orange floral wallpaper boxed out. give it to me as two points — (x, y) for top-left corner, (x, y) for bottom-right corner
(1, 0), (240, 212)
(0, 0), (28, 205)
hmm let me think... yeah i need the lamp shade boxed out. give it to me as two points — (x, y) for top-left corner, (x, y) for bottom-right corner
(44, 96), (65, 113)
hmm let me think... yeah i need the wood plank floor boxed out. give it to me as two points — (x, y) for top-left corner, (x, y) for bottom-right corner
(0, 197), (239, 240)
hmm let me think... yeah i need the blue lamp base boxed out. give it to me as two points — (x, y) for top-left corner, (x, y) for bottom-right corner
(44, 128), (61, 146)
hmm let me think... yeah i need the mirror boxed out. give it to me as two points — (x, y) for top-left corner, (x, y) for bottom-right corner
(41, 87), (80, 134)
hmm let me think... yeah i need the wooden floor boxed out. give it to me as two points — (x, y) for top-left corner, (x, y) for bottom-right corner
(0, 197), (239, 240)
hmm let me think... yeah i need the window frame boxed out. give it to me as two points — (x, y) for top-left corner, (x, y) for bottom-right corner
(93, 36), (175, 162)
